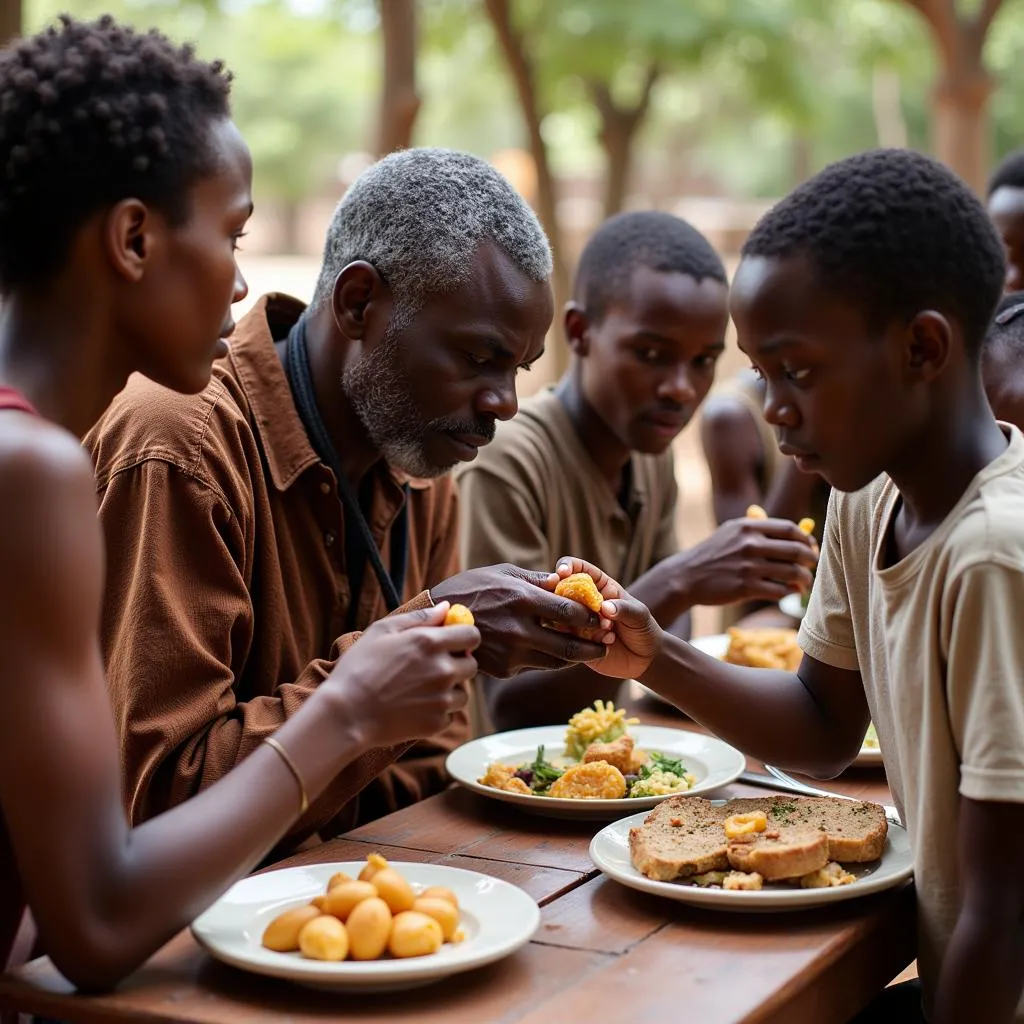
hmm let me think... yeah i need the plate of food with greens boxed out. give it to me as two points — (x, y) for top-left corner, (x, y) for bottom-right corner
(446, 701), (746, 820)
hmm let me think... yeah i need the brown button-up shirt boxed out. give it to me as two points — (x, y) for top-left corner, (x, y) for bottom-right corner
(85, 294), (468, 849)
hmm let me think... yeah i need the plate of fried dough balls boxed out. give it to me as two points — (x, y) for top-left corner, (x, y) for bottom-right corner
(191, 853), (540, 991)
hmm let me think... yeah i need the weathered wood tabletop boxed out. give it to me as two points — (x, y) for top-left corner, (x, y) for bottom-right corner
(0, 694), (914, 1024)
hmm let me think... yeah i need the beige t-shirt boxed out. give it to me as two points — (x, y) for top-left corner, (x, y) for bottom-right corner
(456, 388), (679, 581)
(799, 425), (1024, 1021)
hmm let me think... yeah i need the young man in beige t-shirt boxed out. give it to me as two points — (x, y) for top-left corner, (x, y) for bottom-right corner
(457, 211), (818, 730)
(563, 150), (1024, 1023)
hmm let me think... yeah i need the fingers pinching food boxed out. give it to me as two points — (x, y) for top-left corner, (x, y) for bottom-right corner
(554, 572), (604, 613)
(444, 603), (475, 626)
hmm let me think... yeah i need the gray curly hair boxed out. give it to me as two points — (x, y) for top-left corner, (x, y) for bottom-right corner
(311, 147), (552, 326)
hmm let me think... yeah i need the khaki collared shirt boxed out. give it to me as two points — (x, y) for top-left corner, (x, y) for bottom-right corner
(86, 294), (467, 849)
(456, 387), (679, 580)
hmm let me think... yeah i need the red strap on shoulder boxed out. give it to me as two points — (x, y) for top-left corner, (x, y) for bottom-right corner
(0, 386), (38, 416)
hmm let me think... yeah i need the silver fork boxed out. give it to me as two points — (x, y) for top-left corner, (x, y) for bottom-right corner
(757, 764), (903, 827)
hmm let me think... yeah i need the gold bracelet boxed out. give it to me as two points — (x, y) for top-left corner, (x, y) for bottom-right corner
(262, 736), (310, 816)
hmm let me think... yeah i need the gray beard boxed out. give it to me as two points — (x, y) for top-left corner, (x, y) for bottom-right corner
(341, 328), (495, 478)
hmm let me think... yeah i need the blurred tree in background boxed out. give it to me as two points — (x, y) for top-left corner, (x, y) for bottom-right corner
(16, 0), (1024, 267)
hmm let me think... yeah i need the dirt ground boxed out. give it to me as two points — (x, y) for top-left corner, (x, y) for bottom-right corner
(235, 255), (750, 637)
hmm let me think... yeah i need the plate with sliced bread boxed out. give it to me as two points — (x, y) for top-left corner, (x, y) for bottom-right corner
(590, 794), (912, 911)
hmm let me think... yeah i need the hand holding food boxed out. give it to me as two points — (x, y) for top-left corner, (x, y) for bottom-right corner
(554, 558), (663, 681)
(430, 564), (608, 677)
(321, 603), (479, 750)
(261, 854), (466, 962)
(668, 512), (818, 607)
(444, 604), (475, 626)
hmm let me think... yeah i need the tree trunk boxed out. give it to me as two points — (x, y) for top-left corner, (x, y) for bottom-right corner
(871, 67), (908, 149)
(377, 0), (420, 156)
(790, 134), (813, 188)
(931, 68), (992, 194)
(484, 0), (571, 375)
(0, 0), (21, 48)
(590, 65), (659, 219)
(278, 200), (303, 255)
(900, 0), (1003, 194)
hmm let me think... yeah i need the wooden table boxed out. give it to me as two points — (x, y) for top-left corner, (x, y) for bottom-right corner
(0, 695), (914, 1024)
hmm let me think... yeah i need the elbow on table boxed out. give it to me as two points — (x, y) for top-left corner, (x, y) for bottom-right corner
(45, 920), (157, 993)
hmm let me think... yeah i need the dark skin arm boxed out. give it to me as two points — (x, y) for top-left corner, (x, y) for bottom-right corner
(0, 430), (479, 992)
(701, 397), (822, 526)
(484, 523), (816, 732)
(554, 557), (867, 778)
(932, 797), (1024, 1024)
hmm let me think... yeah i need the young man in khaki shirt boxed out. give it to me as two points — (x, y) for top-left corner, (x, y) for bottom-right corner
(86, 149), (610, 854)
(572, 150), (1024, 1022)
(458, 212), (818, 730)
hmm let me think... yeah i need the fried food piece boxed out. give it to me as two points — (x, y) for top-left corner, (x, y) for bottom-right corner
(690, 870), (728, 887)
(554, 572), (604, 613)
(746, 504), (768, 519)
(724, 627), (802, 671)
(800, 861), (856, 888)
(358, 853), (388, 883)
(548, 761), (626, 800)
(582, 735), (636, 774)
(798, 517), (815, 535)
(723, 871), (763, 891)
(478, 762), (532, 795)
(444, 603), (475, 626)
(298, 915), (349, 961)
(262, 904), (322, 952)
(724, 811), (768, 840)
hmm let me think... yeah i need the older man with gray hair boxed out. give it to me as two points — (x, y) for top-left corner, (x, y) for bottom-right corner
(86, 148), (606, 855)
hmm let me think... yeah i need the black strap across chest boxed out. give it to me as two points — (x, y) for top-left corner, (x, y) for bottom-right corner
(284, 315), (409, 622)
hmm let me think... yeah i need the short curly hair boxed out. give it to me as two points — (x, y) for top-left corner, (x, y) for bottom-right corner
(988, 150), (1024, 197)
(574, 211), (727, 322)
(0, 14), (232, 291)
(742, 149), (1006, 353)
(312, 147), (551, 326)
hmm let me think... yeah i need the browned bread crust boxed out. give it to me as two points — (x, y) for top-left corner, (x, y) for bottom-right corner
(629, 795), (888, 883)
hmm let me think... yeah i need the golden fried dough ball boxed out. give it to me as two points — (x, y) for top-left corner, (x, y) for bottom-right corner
(346, 896), (393, 960)
(420, 886), (459, 910)
(262, 904), (322, 952)
(298, 915), (349, 961)
(358, 853), (388, 883)
(798, 517), (815, 535)
(444, 603), (475, 626)
(388, 911), (444, 958)
(554, 572), (604, 613)
(746, 504), (768, 519)
(412, 896), (459, 940)
(371, 867), (417, 914)
(323, 880), (378, 921)
(548, 761), (626, 800)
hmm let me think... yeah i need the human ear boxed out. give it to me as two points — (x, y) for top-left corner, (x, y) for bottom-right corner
(564, 302), (591, 357)
(905, 310), (952, 382)
(331, 260), (393, 342)
(104, 199), (154, 283)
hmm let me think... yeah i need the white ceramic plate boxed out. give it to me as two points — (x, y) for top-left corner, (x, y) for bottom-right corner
(590, 806), (913, 912)
(446, 725), (746, 820)
(779, 592), (807, 620)
(191, 862), (539, 992)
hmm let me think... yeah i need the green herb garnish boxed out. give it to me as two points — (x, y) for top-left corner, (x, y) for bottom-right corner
(638, 751), (687, 780)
